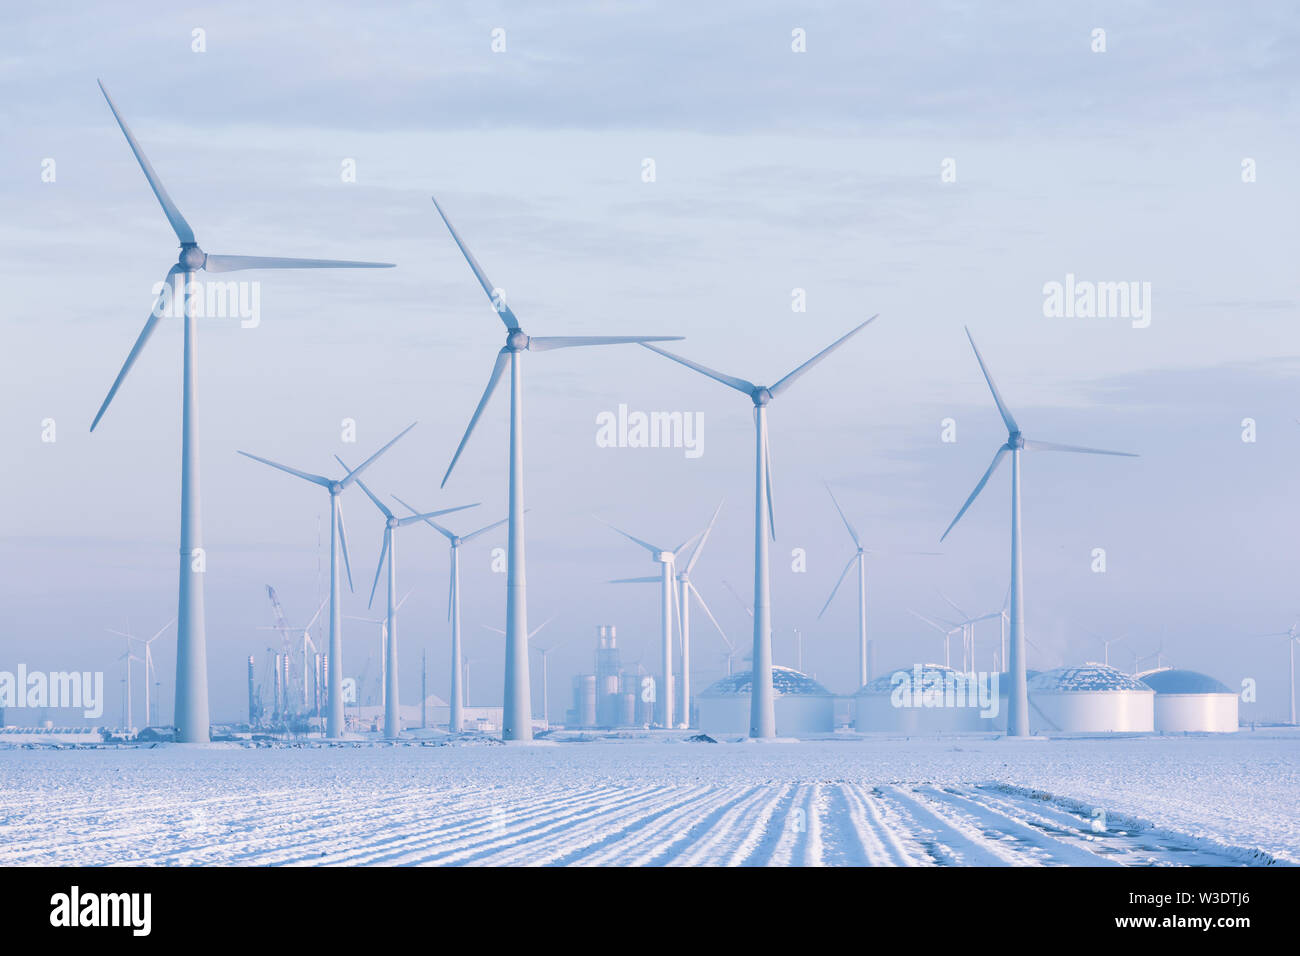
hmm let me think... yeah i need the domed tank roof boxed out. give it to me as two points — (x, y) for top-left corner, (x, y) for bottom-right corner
(1137, 668), (1232, 695)
(1029, 663), (1153, 693)
(700, 665), (832, 698)
(855, 663), (960, 696)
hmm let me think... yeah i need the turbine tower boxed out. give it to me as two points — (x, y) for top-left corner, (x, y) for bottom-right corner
(941, 328), (1137, 736)
(343, 464), (476, 740)
(642, 317), (878, 737)
(1259, 624), (1299, 725)
(603, 521), (702, 729)
(431, 196), (682, 741)
(89, 82), (394, 742)
(674, 500), (727, 728)
(239, 423), (417, 738)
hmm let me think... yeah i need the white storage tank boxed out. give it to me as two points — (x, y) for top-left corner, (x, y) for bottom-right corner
(1139, 668), (1239, 733)
(697, 666), (834, 737)
(1028, 663), (1154, 733)
(853, 664), (997, 733)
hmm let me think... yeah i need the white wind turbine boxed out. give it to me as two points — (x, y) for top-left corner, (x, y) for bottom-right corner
(89, 82), (394, 743)
(239, 423), (417, 738)
(341, 462), (477, 740)
(1257, 624), (1299, 725)
(819, 482), (940, 687)
(603, 521), (702, 729)
(347, 588), (415, 723)
(940, 328), (1137, 737)
(119, 648), (142, 732)
(393, 495), (509, 734)
(908, 610), (963, 668)
(673, 501), (728, 727)
(432, 196), (683, 741)
(107, 618), (173, 728)
(938, 592), (1002, 672)
(642, 317), (878, 736)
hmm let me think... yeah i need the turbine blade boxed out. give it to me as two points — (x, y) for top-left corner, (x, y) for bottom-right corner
(528, 335), (683, 352)
(938, 590), (968, 621)
(237, 451), (332, 487)
(90, 264), (182, 432)
(940, 444), (1009, 542)
(817, 553), (858, 620)
(769, 316), (878, 398)
(337, 460), (394, 519)
(396, 587), (415, 611)
(148, 618), (176, 643)
(762, 412), (776, 541)
(340, 422), (418, 489)
(689, 584), (733, 651)
(392, 495), (456, 540)
(338, 500), (355, 593)
(597, 518), (662, 555)
(396, 503), (478, 527)
(529, 615), (556, 641)
(671, 529), (704, 559)
(305, 598), (328, 631)
(431, 196), (520, 330)
(203, 254), (393, 273)
(823, 481), (861, 549)
(964, 327), (1019, 435)
(908, 609), (951, 634)
(461, 515), (511, 543)
(1024, 438), (1139, 457)
(442, 349), (509, 487)
(608, 576), (660, 584)
(684, 498), (725, 575)
(96, 81), (195, 244)
(368, 528), (390, 609)
(640, 343), (755, 395)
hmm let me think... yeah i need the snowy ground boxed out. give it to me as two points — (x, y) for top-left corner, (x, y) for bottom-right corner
(0, 732), (1295, 866)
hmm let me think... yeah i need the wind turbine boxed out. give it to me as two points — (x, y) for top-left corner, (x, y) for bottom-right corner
(1258, 624), (1299, 725)
(239, 423), (417, 738)
(483, 617), (558, 725)
(938, 592), (1002, 671)
(603, 521), (702, 729)
(394, 495), (509, 734)
(642, 318), (878, 737)
(107, 618), (173, 727)
(341, 462), (476, 739)
(674, 500), (728, 727)
(940, 327), (1137, 737)
(819, 482), (939, 687)
(119, 648), (142, 732)
(432, 197), (683, 741)
(347, 589), (415, 723)
(908, 610), (963, 668)
(1081, 626), (1127, 669)
(89, 81), (394, 743)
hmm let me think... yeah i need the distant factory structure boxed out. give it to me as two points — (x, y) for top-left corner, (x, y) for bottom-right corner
(565, 626), (655, 729)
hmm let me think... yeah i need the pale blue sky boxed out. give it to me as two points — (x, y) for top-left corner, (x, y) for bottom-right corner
(1, 1), (1298, 723)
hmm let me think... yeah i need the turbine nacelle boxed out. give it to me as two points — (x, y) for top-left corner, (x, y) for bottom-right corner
(179, 244), (206, 271)
(506, 329), (529, 351)
(752, 386), (773, 406)
(1008, 432), (1025, 449)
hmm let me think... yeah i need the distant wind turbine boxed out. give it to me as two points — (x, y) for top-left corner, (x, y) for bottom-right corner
(674, 500), (728, 727)
(432, 196), (683, 740)
(341, 461), (476, 739)
(819, 482), (939, 686)
(603, 520), (702, 729)
(239, 423), (417, 738)
(347, 588), (416, 721)
(483, 617), (558, 725)
(642, 317), (879, 737)
(394, 496), (509, 734)
(107, 617), (173, 728)
(1258, 624), (1299, 725)
(89, 81), (394, 742)
(940, 328), (1137, 736)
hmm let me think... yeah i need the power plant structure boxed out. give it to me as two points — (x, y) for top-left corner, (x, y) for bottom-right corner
(565, 626), (654, 729)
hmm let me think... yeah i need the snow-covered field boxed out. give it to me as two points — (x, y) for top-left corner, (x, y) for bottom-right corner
(0, 732), (1295, 866)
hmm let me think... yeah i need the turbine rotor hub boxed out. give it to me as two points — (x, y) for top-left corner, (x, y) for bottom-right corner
(753, 387), (773, 406)
(387, 516), (399, 529)
(330, 482), (343, 496)
(506, 330), (529, 351)
(1009, 432), (1025, 450)
(178, 244), (206, 271)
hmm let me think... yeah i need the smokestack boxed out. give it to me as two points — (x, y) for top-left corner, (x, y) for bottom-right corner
(247, 655), (256, 725)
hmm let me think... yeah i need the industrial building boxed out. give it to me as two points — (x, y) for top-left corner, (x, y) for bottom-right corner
(1139, 668), (1239, 733)
(853, 663), (994, 733)
(1027, 664), (1155, 733)
(697, 666), (835, 736)
(566, 625), (655, 728)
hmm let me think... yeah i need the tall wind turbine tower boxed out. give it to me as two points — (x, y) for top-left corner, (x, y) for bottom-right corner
(941, 328), (1137, 736)
(239, 423), (417, 738)
(642, 317), (878, 737)
(395, 496), (508, 734)
(89, 82), (394, 742)
(344, 466), (475, 739)
(431, 196), (682, 740)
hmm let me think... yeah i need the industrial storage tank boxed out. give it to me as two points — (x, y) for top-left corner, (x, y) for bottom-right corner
(697, 666), (834, 736)
(1027, 664), (1154, 733)
(1139, 668), (1239, 733)
(853, 664), (999, 733)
